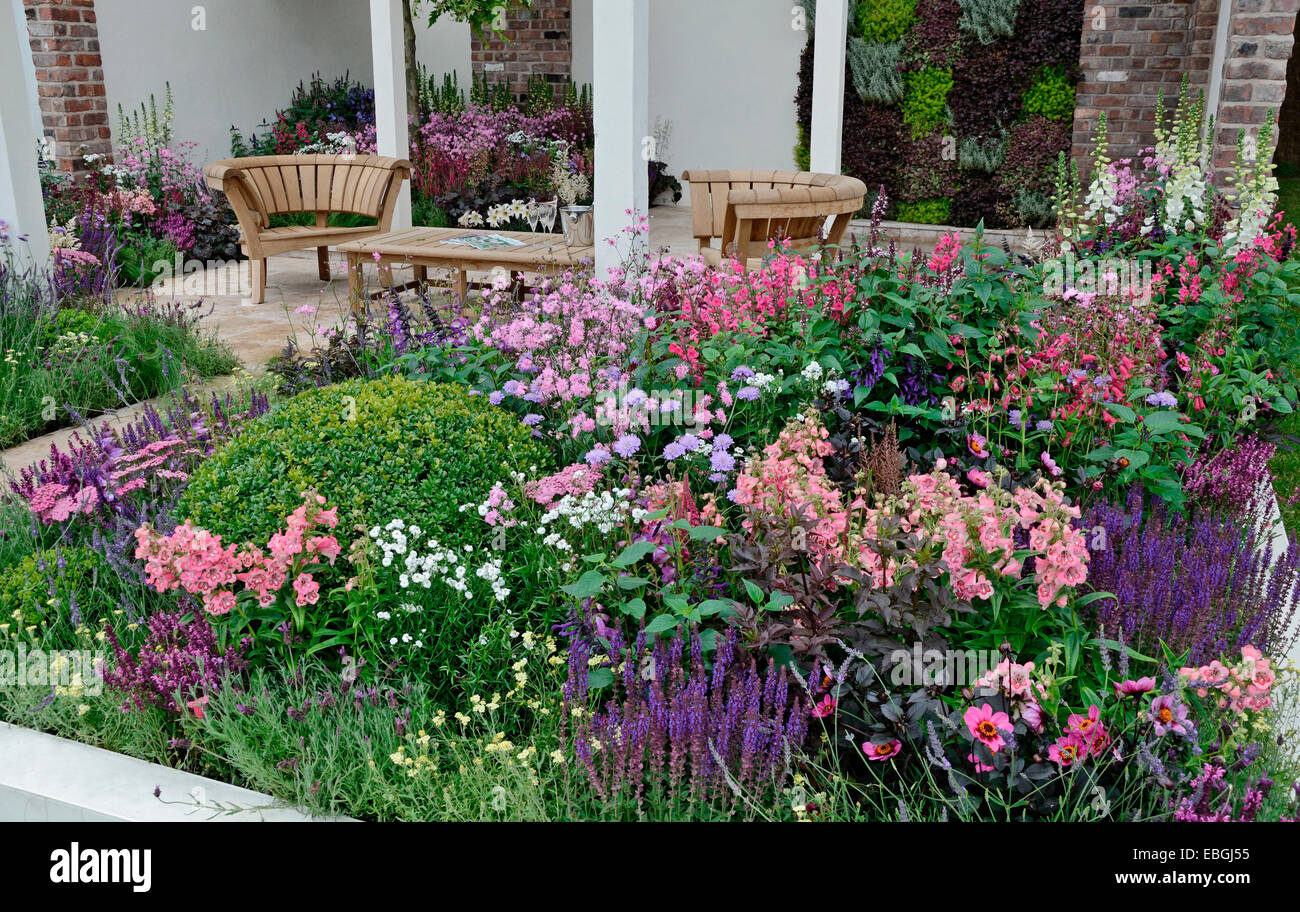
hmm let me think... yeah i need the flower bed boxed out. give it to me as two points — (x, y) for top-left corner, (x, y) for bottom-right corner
(2, 107), (1300, 823)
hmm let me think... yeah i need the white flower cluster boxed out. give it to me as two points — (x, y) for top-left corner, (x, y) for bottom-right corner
(368, 519), (509, 602)
(752, 370), (781, 393)
(293, 131), (358, 157)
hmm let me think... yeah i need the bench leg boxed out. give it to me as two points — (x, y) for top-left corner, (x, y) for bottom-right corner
(248, 257), (266, 304)
(317, 246), (330, 281)
(347, 253), (364, 314)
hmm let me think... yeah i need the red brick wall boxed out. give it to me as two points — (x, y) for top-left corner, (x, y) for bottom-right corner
(1218, 0), (1299, 172)
(1072, 2), (1217, 175)
(1071, 1), (1299, 184)
(470, 0), (573, 101)
(23, 0), (110, 173)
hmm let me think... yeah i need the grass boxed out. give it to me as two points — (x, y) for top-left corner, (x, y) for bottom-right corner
(1271, 409), (1300, 535)
(1276, 163), (1300, 238)
(0, 281), (239, 450)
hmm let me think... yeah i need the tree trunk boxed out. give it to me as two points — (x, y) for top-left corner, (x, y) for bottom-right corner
(402, 0), (419, 149)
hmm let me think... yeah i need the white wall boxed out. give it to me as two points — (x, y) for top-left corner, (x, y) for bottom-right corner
(96, 0), (470, 163)
(93, 0), (803, 192)
(573, 0), (805, 202)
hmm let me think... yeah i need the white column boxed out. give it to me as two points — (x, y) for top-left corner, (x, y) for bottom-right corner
(809, 0), (848, 174)
(370, 0), (412, 230)
(12, 0), (42, 138)
(0, 0), (49, 267)
(593, 0), (648, 276)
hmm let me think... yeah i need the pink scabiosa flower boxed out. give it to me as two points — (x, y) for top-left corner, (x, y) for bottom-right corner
(964, 703), (1011, 753)
(1113, 676), (1156, 698)
(811, 694), (836, 718)
(1149, 694), (1190, 737)
(863, 739), (902, 761)
(185, 696), (210, 719)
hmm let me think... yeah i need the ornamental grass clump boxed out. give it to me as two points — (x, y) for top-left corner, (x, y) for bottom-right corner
(561, 628), (808, 819)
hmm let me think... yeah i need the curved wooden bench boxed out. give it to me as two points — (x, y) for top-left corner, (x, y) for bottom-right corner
(679, 169), (867, 269)
(204, 154), (412, 303)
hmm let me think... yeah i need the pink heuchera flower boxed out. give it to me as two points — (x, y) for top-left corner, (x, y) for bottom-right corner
(964, 703), (1011, 753)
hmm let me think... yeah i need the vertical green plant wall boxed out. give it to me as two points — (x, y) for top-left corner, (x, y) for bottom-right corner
(795, 0), (1083, 227)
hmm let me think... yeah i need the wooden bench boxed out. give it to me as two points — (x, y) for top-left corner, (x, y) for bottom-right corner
(203, 154), (412, 303)
(679, 169), (867, 269)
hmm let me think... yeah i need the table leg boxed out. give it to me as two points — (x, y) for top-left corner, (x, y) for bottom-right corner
(347, 253), (364, 313)
(414, 264), (428, 288)
(378, 258), (394, 290)
(454, 268), (468, 305)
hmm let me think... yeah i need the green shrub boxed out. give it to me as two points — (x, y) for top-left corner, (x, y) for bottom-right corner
(116, 234), (177, 288)
(896, 198), (952, 224)
(794, 124), (811, 172)
(177, 376), (551, 547)
(848, 39), (904, 105)
(1022, 65), (1076, 122)
(857, 0), (917, 43)
(901, 67), (953, 138)
(0, 547), (116, 647)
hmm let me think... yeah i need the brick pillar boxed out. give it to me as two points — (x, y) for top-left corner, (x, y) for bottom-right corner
(23, 0), (111, 173)
(470, 0), (573, 102)
(1214, 0), (1299, 175)
(1071, 2), (1216, 178)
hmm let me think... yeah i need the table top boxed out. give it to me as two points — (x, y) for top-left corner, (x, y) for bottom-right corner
(337, 226), (594, 267)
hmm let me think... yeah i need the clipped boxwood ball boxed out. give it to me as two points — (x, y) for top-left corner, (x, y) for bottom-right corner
(177, 376), (550, 547)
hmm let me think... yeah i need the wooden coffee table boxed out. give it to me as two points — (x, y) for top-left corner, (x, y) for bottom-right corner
(338, 226), (594, 309)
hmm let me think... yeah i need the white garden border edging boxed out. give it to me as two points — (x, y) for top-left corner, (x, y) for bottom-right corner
(0, 722), (349, 822)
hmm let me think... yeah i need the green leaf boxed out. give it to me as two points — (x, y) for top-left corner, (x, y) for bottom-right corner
(644, 614), (678, 635)
(1103, 402), (1137, 423)
(662, 594), (691, 615)
(1140, 410), (1184, 436)
(687, 525), (728, 542)
(621, 598), (647, 619)
(560, 570), (605, 600)
(743, 579), (765, 604)
(612, 541), (659, 567)
(697, 599), (736, 617)
(615, 575), (650, 590)
(588, 667), (614, 690)
(767, 590), (795, 611)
